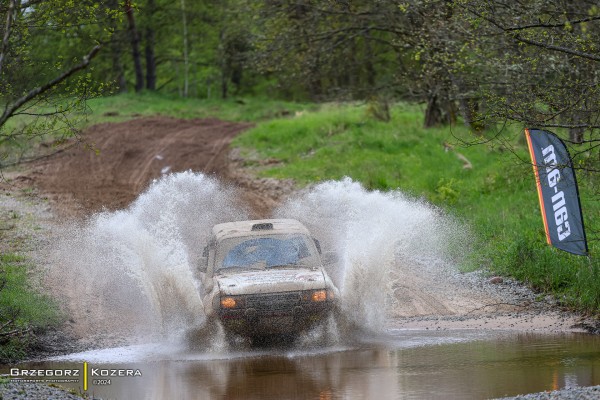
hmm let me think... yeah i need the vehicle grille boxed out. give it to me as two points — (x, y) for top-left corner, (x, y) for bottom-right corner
(245, 292), (301, 311)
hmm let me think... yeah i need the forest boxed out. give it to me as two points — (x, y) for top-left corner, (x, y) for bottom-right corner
(1, 0), (599, 146)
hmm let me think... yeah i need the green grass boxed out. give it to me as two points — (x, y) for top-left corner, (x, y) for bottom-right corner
(232, 102), (600, 313)
(0, 253), (61, 363)
(82, 91), (316, 125)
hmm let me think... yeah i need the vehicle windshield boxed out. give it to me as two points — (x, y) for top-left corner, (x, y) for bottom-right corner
(217, 234), (315, 272)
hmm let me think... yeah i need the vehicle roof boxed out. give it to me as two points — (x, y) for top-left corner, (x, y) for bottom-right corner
(211, 219), (311, 241)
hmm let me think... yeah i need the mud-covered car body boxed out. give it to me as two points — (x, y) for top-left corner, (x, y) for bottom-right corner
(199, 219), (338, 338)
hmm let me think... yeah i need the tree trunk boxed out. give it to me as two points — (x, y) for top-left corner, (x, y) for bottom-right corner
(424, 89), (456, 128)
(124, 0), (144, 93)
(107, 0), (126, 92)
(569, 127), (584, 144)
(221, 72), (228, 99)
(458, 97), (485, 134)
(219, 28), (228, 99)
(569, 110), (585, 144)
(145, 0), (157, 91)
(180, 0), (189, 97)
(0, 0), (16, 77)
(145, 28), (156, 90)
(424, 93), (443, 128)
(111, 38), (127, 93)
(308, 54), (322, 100)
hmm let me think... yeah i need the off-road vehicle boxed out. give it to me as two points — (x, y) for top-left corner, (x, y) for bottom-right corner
(199, 219), (338, 342)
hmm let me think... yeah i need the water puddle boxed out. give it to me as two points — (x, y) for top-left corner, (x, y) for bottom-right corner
(3, 330), (600, 399)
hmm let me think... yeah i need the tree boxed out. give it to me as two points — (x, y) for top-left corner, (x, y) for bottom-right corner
(145, 0), (158, 91)
(250, 1), (398, 101)
(457, 1), (600, 137)
(124, 0), (144, 92)
(0, 0), (119, 164)
(250, 0), (599, 151)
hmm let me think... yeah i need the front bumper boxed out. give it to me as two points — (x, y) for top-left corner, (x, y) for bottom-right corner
(218, 291), (335, 336)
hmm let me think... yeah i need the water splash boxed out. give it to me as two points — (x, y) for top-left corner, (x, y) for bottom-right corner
(275, 178), (467, 332)
(48, 173), (467, 343)
(48, 172), (247, 340)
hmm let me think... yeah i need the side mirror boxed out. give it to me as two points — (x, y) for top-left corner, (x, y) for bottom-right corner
(313, 238), (322, 254)
(321, 251), (339, 265)
(198, 245), (208, 273)
(199, 258), (208, 273)
(199, 244), (209, 273)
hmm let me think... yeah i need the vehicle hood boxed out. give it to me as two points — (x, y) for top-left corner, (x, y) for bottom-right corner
(216, 268), (327, 296)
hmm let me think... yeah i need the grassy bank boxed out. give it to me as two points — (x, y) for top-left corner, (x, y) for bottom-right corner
(232, 102), (600, 313)
(0, 253), (60, 363)
(83, 91), (315, 124)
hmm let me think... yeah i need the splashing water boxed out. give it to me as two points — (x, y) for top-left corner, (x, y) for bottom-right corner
(276, 178), (467, 332)
(48, 173), (467, 343)
(48, 172), (247, 340)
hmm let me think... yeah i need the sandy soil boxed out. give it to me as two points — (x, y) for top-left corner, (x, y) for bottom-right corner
(27, 117), (268, 217)
(25, 116), (296, 219)
(1, 116), (597, 354)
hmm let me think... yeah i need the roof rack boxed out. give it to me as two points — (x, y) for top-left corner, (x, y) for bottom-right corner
(251, 222), (274, 231)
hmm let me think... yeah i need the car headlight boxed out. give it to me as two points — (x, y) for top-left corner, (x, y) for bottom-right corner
(220, 295), (245, 309)
(311, 290), (327, 302)
(221, 297), (237, 308)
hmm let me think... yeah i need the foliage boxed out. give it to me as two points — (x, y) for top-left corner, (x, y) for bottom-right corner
(456, 1), (600, 131)
(0, 0), (118, 164)
(247, 0), (600, 176)
(3, 1), (599, 164)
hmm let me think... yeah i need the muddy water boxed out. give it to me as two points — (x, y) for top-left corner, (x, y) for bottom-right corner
(4, 330), (600, 399)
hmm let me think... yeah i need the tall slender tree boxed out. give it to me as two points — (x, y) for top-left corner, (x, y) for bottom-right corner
(145, 0), (157, 90)
(124, 0), (144, 92)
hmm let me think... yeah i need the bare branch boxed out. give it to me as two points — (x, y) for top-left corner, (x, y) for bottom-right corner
(513, 34), (600, 62)
(0, 327), (31, 339)
(526, 123), (600, 129)
(0, 45), (102, 128)
(0, 317), (17, 332)
(465, 6), (600, 62)
(503, 15), (600, 31)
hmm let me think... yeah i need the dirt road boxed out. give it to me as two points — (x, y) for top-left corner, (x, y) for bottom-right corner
(28, 116), (282, 217)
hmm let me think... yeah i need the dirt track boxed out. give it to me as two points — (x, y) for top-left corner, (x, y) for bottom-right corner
(29, 116), (278, 217)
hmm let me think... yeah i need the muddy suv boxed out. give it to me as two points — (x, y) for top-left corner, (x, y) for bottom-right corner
(199, 219), (338, 341)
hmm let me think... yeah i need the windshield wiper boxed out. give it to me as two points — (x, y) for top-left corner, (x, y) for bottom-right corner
(217, 266), (260, 273)
(267, 263), (302, 269)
